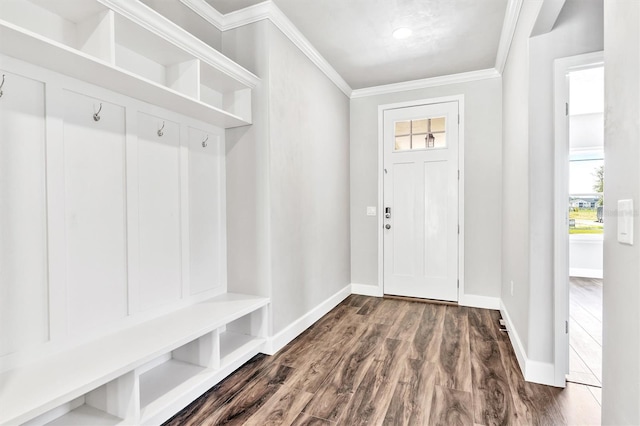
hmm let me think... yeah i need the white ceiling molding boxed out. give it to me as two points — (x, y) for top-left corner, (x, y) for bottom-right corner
(181, 0), (352, 97)
(495, 0), (524, 74)
(531, 0), (566, 37)
(179, 0), (225, 30)
(350, 68), (501, 99)
(98, 0), (260, 88)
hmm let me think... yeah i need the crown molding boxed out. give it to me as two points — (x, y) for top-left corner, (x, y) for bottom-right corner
(266, 3), (352, 96)
(181, 0), (352, 97)
(98, 0), (260, 88)
(350, 68), (501, 99)
(495, 0), (524, 74)
(180, 0), (225, 30)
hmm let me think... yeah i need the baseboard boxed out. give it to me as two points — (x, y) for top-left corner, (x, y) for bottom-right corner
(264, 284), (351, 355)
(500, 301), (556, 386)
(570, 268), (603, 279)
(350, 283), (384, 297)
(459, 294), (501, 310)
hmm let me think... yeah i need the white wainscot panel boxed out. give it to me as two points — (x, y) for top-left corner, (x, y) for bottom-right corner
(63, 90), (128, 334)
(0, 69), (48, 356)
(188, 127), (222, 295)
(570, 234), (603, 278)
(136, 112), (182, 311)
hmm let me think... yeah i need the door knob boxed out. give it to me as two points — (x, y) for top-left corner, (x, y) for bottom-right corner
(385, 224), (391, 229)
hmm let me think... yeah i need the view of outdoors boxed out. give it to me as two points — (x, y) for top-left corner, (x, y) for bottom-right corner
(569, 158), (603, 234)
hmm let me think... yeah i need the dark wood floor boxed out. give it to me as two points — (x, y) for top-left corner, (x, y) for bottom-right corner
(567, 277), (602, 391)
(164, 296), (601, 425)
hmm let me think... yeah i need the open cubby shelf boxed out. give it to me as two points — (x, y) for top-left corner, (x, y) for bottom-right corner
(0, 293), (269, 425)
(0, 0), (258, 129)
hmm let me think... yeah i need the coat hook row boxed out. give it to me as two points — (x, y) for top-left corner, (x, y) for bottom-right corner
(0, 74), (5, 98)
(93, 103), (102, 122)
(158, 121), (165, 137)
(202, 135), (209, 148)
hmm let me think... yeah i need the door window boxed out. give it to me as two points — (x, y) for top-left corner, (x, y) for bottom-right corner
(394, 117), (446, 151)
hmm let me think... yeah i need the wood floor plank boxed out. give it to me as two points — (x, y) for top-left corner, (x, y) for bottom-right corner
(337, 338), (408, 425)
(569, 320), (602, 382)
(496, 337), (566, 425)
(428, 385), (474, 426)
(163, 354), (272, 426)
(199, 363), (294, 425)
(383, 358), (438, 425)
(369, 298), (403, 326)
(469, 338), (515, 425)
(164, 296), (600, 426)
(302, 323), (390, 422)
(291, 413), (335, 426)
(550, 383), (601, 426)
(411, 303), (446, 360)
(436, 306), (472, 392)
(243, 387), (314, 426)
(386, 301), (425, 342)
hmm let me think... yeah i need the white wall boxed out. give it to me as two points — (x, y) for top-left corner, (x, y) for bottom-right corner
(501, 0), (603, 372)
(602, 1), (640, 423)
(223, 21), (351, 336)
(569, 236), (603, 278)
(350, 77), (503, 301)
(267, 24), (351, 333)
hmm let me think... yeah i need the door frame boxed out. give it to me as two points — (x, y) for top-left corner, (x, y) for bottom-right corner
(377, 95), (465, 301)
(553, 51), (604, 387)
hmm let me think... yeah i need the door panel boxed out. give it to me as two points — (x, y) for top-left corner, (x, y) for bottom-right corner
(383, 101), (459, 301)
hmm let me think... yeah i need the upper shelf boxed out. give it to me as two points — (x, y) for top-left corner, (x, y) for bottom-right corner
(0, 0), (259, 128)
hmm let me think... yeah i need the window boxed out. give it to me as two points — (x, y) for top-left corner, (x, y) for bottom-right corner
(394, 117), (446, 151)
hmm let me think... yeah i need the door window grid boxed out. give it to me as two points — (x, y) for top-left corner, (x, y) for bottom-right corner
(394, 117), (446, 151)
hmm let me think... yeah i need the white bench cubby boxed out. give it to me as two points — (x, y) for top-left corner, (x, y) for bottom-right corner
(3, 294), (269, 426)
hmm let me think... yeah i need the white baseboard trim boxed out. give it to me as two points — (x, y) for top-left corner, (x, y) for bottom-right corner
(459, 294), (501, 310)
(350, 283), (384, 297)
(500, 301), (556, 386)
(570, 268), (603, 279)
(264, 284), (351, 355)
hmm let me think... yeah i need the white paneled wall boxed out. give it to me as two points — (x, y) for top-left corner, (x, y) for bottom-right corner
(63, 90), (128, 334)
(0, 56), (226, 369)
(0, 70), (48, 357)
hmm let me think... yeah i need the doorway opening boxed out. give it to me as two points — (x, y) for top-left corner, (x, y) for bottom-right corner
(566, 66), (603, 391)
(553, 51), (604, 394)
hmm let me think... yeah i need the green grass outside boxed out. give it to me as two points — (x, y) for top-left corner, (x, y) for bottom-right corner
(569, 208), (603, 234)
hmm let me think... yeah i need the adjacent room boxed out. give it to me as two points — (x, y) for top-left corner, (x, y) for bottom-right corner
(1, 0), (638, 425)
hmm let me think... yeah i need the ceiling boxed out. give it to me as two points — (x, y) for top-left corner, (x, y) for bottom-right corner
(205, 0), (509, 90)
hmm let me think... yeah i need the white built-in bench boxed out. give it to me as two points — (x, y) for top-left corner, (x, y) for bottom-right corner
(0, 293), (269, 426)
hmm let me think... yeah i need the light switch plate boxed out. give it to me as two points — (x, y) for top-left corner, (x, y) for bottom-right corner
(366, 206), (377, 216)
(617, 199), (634, 245)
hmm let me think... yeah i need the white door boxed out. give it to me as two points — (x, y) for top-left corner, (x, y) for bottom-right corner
(383, 101), (459, 301)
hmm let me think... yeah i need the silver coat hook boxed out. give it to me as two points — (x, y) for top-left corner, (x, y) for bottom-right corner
(202, 135), (209, 148)
(93, 103), (102, 122)
(0, 74), (5, 98)
(157, 121), (165, 137)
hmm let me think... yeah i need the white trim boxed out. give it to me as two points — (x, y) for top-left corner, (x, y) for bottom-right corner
(181, 0), (352, 97)
(553, 50), (604, 388)
(265, 3), (352, 96)
(351, 69), (499, 99)
(179, 0), (225, 30)
(570, 268), (603, 279)
(377, 95), (465, 303)
(500, 301), (556, 386)
(531, 0), (567, 37)
(495, 0), (524, 74)
(459, 295), (501, 310)
(222, 1), (271, 30)
(264, 284), (351, 355)
(351, 283), (384, 297)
